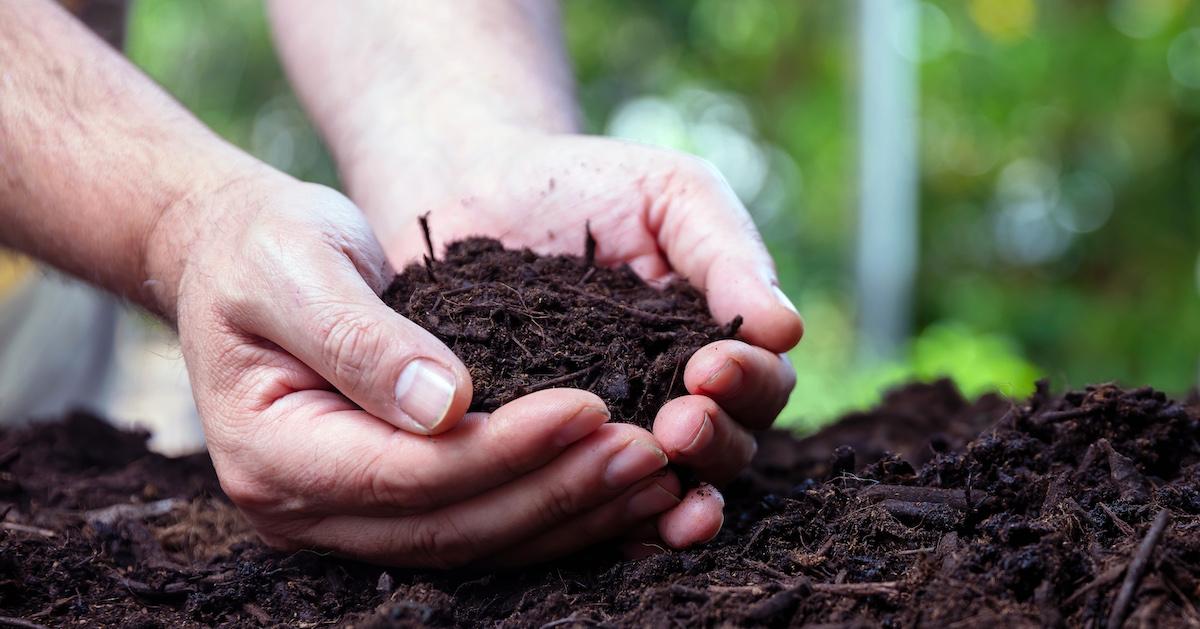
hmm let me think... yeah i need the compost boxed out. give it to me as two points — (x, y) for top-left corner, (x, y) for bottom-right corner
(2, 380), (1199, 627)
(382, 234), (732, 429)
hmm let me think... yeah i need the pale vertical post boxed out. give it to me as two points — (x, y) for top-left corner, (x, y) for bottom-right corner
(855, 0), (919, 362)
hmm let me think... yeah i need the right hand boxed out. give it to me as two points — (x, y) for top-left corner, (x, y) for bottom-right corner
(148, 167), (687, 567)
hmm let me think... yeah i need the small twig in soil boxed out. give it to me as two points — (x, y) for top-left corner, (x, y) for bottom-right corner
(557, 284), (696, 324)
(584, 221), (596, 267)
(897, 546), (936, 556)
(707, 584), (767, 595)
(1099, 503), (1135, 537)
(423, 255), (437, 283)
(0, 522), (56, 537)
(746, 583), (804, 621)
(1032, 406), (1096, 426)
(810, 581), (900, 596)
(84, 498), (183, 527)
(520, 363), (601, 395)
(0, 616), (50, 629)
(1107, 508), (1171, 629)
(0, 448), (18, 468)
(859, 484), (987, 510)
(743, 558), (790, 580)
(540, 614), (599, 629)
(419, 212), (436, 261)
(1065, 562), (1128, 606)
(418, 213), (438, 282)
(723, 314), (744, 338)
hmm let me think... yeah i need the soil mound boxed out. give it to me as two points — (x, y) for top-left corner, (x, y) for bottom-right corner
(383, 236), (731, 429)
(3, 382), (1199, 627)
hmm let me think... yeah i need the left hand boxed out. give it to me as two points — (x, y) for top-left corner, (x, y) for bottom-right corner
(349, 128), (803, 552)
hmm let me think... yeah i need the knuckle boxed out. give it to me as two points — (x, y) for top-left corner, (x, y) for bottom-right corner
(408, 517), (476, 569)
(538, 482), (581, 528)
(318, 310), (384, 389)
(358, 454), (431, 512)
(219, 471), (276, 511)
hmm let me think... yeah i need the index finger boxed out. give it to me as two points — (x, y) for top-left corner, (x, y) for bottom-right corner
(648, 157), (804, 353)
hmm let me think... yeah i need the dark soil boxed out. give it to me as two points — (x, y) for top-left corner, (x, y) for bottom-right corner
(382, 236), (732, 428)
(3, 380), (1200, 627)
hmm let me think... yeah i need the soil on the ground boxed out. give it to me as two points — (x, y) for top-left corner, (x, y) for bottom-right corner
(382, 236), (732, 429)
(3, 380), (1199, 628)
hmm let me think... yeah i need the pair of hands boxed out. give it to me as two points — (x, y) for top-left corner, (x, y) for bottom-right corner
(155, 130), (802, 567)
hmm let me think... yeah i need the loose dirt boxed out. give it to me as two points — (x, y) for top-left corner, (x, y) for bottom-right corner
(3, 381), (1199, 627)
(382, 235), (732, 429)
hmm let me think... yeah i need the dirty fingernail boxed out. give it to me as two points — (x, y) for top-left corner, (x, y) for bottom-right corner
(701, 359), (743, 395)
(554, 404), (610, 447)
(772, 285), (798, 315)
(605, 441), (668, 489)
(394, 359), (456, 433)
(626, 484), (680, 520)
(681, 412), (715, 456)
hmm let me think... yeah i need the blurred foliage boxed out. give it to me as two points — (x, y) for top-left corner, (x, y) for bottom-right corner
(126, 0), (1200, 430)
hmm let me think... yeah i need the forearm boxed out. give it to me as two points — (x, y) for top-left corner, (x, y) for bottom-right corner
(268, 1), (580, 221)
(0, 1), (265, 318)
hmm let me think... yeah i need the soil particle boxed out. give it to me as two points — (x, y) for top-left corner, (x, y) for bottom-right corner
(3, 381), (1200, 626)
(382, 237), (731, 429)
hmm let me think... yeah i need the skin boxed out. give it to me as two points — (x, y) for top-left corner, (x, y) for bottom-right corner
(0, 0), (803, 568)
(269, 0), (803, 555)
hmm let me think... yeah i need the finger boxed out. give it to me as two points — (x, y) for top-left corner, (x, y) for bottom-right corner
(487, 472), (683, 566)
(245, 221), (473, 435)
(226, 387), (613, 515)
(283, 423), (670, 568)
(683, 340), (796, 429)
(648, 158), (804, 353)
(652, 395), (757, 486)
(657, 484), (725, 549)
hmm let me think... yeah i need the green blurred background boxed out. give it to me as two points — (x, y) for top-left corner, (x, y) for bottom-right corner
(125, 0), (1200, 430)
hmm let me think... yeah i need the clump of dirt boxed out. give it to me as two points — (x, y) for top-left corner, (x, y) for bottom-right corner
(382, 233), (733, 429)
(3, 381), (1200, 627)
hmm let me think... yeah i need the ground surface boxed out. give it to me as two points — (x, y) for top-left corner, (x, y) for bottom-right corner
(383, 236), (731, 429)
(3, 380), (1199, 627)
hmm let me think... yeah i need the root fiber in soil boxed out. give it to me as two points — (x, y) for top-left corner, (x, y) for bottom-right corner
(382, 235), (732, 429)
(3, 381), (1200, 627)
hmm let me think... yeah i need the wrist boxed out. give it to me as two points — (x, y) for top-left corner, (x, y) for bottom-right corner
(141, 157), (290, 321)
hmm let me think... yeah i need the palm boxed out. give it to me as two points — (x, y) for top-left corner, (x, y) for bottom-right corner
(356, 132), (803, 550)
(381, 135), (680, 283)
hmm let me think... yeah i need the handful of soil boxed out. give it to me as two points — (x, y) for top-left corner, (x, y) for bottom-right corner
(382, 235), (733, 429)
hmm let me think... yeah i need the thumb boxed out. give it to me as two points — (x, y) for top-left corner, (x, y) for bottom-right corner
(650, 158), (804, 353)
(255, 246), (473, 435)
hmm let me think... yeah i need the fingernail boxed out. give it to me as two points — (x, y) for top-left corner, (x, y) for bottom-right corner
(701, 359), (743, 395)
(681, 412), (715, 456)
(626, 484), (680, 520)
(394, 359), (456, 433)
(554, 404), (610, 447)
(772, 285), (798, 314)
(604, 441), (668, 490)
